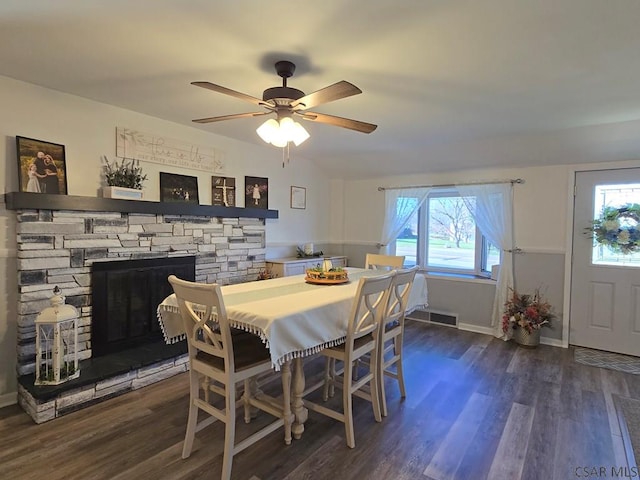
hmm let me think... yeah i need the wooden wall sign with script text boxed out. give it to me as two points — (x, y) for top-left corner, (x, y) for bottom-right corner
(115, 127), (225, 173)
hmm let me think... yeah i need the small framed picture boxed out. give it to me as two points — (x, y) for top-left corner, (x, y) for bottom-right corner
(245, 176), (268, 209)
(212, 176), (236, 207)
(291, 186), (306, 209)
(160, 172), (199, 203)
(16, 136), (68, 194)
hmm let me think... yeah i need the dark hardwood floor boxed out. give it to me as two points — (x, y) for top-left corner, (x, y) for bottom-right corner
(1, 321), (638, 480)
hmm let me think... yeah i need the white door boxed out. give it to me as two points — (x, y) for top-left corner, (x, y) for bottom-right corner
(570, 168), (640, 356)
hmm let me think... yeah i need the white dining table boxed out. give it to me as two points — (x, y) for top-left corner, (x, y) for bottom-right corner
(157, 267), (428, 438)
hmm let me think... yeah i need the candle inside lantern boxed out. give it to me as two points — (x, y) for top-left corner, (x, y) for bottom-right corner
(322, 258), (333, 272)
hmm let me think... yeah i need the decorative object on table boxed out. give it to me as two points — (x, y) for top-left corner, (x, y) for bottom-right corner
(304, 243), (313, 255)
(35, 286), (80, 385)
(245, 176), (268, 209)
(587, 203), (640, 255)
(101, 156), (147, 200)
(257, 268), (276, 281)
(502, 288), (555, 347)
(290, 185), (306, 209)
(160, 172), (199, 203)
(16, 135), (68, 195)
(296, 245), (323, 258)
(212, 176), (236, 206)
(305, 265), (348, 285)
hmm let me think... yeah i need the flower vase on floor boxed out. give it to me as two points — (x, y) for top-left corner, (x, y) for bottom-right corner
(502, 288), (555, 348)
(512, 326), (541, 347)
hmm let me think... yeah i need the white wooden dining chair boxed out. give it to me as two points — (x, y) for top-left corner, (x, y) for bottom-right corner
(168, 275), (292, 480)
(364, 253), (405, 270)
(378, 266), (418, 417)
(303, 272), (394, 448)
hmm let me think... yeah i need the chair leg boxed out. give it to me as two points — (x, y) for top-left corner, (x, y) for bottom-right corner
(370, 345), (383, 423)
(379, 339), (388, 418)
(329, 359), (336, 398)
(243, 379), (251, 424)
(221, 383), (236, 480)
(395, 335), (406, 398)
(343, 359), (355, 448)
(322, 357), (331, 401)
(182, 371), (200, 459)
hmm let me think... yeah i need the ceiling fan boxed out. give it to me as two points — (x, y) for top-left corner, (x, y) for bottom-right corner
(191, 60), (377, 147)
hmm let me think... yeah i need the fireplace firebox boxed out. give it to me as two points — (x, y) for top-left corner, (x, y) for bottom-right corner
(91, 256), (196, 357)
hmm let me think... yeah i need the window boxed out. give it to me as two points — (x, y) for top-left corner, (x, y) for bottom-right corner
(392, 189), (501, 276)
(592, 183), (640, 267)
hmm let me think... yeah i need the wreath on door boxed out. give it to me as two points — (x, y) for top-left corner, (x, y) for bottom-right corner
(588, 203), (640, 254)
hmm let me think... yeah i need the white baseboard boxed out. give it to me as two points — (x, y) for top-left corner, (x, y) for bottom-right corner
(416, 320), (567, 348)
(540, 337), (565, 348)
(0, 391), (17, 409)
(458, 322), (495, 336)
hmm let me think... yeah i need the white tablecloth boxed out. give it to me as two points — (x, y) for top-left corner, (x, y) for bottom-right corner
(157, 268), (428, 370)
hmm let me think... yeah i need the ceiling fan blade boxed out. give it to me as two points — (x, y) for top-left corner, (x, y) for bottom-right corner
(290, 81), (362, 110)
(298, 111), (377, 134)
(191, 81), (273, 107)
(192, 112), (271, 124)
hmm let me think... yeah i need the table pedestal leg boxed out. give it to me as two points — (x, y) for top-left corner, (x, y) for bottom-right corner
(291, 357), (308, 439)
(281, 361), (293, 445)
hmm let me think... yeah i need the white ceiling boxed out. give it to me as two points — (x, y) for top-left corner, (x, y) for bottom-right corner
(2, 0), (640, 179)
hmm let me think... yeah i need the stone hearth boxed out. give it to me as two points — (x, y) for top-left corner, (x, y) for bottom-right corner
(10, 198), (271, 423)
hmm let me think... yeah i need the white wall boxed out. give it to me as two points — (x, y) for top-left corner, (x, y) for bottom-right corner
(0, 75), (332, 400)
(338, 160), (640, 343)
(340, 165), (572, 252)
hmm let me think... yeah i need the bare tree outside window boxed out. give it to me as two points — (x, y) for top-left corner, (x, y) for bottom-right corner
(429, 197), (475, 248)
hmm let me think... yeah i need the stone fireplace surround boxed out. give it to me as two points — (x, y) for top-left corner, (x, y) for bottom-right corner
(6, 192), (277, 423)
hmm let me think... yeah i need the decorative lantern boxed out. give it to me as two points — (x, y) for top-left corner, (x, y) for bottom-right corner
(322, 258), (333, 272)
(35, 286), (80, 385)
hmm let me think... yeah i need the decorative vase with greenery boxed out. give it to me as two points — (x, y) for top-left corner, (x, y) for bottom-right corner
(502, 288), (555, 346)
(102, 156), (147, 199)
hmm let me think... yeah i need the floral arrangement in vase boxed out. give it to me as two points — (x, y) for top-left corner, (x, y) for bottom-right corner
(103, 156), (147, 190)
(502, 288), (555, 335)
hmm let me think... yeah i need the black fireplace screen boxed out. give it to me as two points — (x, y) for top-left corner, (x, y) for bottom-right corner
(91, 256), (195, 356)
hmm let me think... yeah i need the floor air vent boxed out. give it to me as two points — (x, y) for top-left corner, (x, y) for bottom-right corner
(407, 309), (458, 327)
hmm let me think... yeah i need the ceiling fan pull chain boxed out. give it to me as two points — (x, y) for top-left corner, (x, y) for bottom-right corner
(283, 143), (291, 168)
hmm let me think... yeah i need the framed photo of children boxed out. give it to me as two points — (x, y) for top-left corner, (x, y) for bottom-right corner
(160, 172), (199, 203)
(16, 136), (68, 194)
(244, 176), (268, 209)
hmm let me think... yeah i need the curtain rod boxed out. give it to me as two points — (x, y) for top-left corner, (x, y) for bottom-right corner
(377, 178), (524, 191)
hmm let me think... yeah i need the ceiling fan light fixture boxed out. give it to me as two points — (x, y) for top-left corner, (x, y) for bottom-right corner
(256, 118), (279, 143)
(256, 117), (309, 147)
(291, 121), (310, 146)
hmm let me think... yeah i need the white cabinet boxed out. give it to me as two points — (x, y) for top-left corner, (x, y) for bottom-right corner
(266, 256), (347, 278)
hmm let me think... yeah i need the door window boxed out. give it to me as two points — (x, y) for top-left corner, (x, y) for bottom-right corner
(592, 183), (640, 267)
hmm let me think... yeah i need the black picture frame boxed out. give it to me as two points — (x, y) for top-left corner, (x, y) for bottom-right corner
(160, 172), (199, 203)
(245, 176), (268, 209)
(212, 176), (236, 207)
(16, 136), (68, 195)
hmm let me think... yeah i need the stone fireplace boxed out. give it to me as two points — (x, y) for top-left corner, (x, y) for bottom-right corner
(7, 192), (276, 423)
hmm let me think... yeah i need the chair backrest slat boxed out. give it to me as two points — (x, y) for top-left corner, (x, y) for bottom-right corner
(385, 267), (419, 326)
(348, 273), (394, 341)
(168, 275), (234, 370)
(365, 254), (405, 271)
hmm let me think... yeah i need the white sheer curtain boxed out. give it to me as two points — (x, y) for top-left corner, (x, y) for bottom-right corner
(379, 187), (431, 254)
(457, 183), (515, 338)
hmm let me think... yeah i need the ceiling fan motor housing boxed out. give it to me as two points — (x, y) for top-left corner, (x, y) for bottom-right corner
(262, 86), (305, 105)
